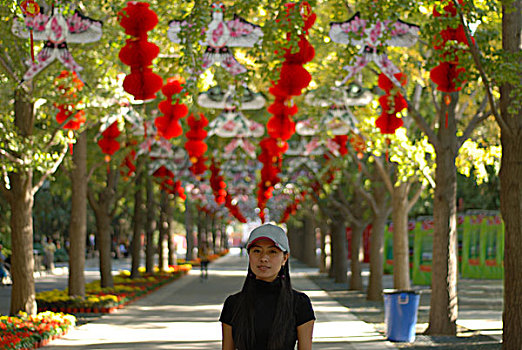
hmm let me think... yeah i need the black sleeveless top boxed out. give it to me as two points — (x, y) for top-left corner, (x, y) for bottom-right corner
(220, 278), (315, 349)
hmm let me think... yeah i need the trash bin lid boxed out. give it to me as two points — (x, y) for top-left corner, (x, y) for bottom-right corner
(383, 289), (420, 295)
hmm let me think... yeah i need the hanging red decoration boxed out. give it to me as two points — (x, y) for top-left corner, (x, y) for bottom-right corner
(376, 73), (407, 135)
(118, 2), (162, 101)
(54, 70), (86, 131)
(209, 160), (227, 205)
(155, 77), (188, 139)
(332, 135), (349, 156)
(160, 179), (186, 200)
(257, 2), (315, 218)
(185, 113), (209, 176)
(19, 0), (40, 61)
(429, 0), (471, 94)
(97, 121), (121, 156)
(120, 148), (136, 179)
(118, 2), (158, 39)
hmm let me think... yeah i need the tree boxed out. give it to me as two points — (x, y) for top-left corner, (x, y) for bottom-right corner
(0, 4), (70, 315)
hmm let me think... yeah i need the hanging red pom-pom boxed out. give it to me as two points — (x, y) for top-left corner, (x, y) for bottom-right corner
(266, 115), (296, 141)
(430, 62), (466, 92)
(161, 76), (185, 96)
(378, 72), (408, 92)
(185, 140), (208, 159)
(378, 94), (407, 114)
(123, 67), (163, 100)
(155, 117), (182, 139)
(375, 112), (403, 134)
(97, 138), (120, 156)
(266, 99), (298, 116)
(271, 64), (312, 97)
(332, 135), (349, 156)
(284, 37), (315, 65)
(119, 39), (160, 67)
(118, 2), (159, 39)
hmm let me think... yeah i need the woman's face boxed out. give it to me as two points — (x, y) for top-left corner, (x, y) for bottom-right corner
(248, 239), (289, 282)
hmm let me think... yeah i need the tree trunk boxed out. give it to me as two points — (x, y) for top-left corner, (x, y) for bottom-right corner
(9, 88), (36, 316)
(392, 183), (412, 290)
(68, 131), (87, 297)
(88, 170), (117, 289)
(211, 216), (217, 254)
(330, 214), (348, 284)
(500, 2), (522, 347)
(318, 224), (327, 273)
(349, 221), (364, 290)
(302, 212), (317, 267)
(158, 191), (169, 272)
(287, 220), (303, 260)
(9, 170), (36, 316)
(221, 223), (228, 250)
(130, 157), (144, 278)
(145, 178), (155, 273)
(367, 180), (390, 301)
(426, 92), (459, 335)
(185, 200), (195, 261)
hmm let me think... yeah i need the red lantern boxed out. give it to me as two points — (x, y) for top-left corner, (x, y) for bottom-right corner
(118, 2), (162, 101)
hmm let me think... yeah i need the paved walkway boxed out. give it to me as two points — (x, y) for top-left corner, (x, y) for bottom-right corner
(42, 250), (397, 350)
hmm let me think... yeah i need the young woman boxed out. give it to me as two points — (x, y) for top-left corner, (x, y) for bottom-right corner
(220, 224), (315, 350)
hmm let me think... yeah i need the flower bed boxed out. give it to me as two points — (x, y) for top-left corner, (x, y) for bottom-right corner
(36, 264), (192, 314)
(178, 249), (229, 266)
(0, 311), (75, 349)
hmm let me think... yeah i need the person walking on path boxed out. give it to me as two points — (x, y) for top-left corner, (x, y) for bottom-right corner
(43, 237), (56, 272)
(199, 242), (210, 280)
(220, 223), (315, 350)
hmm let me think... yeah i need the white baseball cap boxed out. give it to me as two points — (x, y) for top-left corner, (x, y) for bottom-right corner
(246, 224), (290, 253)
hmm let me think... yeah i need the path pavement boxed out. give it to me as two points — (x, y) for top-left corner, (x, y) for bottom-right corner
(40, 250), (396, 350)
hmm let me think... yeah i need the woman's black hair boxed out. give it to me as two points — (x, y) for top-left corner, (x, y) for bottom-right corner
(231, 255), (295, 350)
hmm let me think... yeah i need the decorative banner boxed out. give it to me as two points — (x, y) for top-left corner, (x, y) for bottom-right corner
(12, 6), (103, 81)
(168, 2), (263, 75)
(298, 83), (371, 156)
(329, 12), (419, 88)
(199, 85), (265, 158)
(118, 2), (162, 100)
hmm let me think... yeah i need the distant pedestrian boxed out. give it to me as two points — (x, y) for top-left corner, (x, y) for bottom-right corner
(220, 223), (315, 350)
(0, 244), (11, 285)
(199, 242), (210, 280)
(43, 237), (56, 272)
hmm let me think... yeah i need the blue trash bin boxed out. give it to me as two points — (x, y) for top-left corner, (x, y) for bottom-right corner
(383, 289), (420, 342)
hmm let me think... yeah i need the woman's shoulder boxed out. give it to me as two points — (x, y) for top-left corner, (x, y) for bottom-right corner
(291, 289), (314, 307)
(292, 289), (311, 300)
(223, 291), (242, 305)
